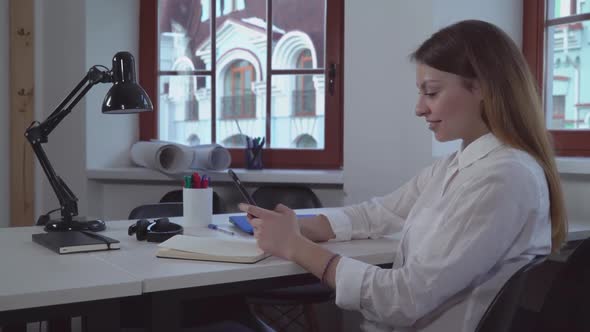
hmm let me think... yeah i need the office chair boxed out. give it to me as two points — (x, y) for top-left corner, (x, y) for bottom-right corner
(475, 236), (590, 332)
(474, 256), (551, 332)
(128, 202), (183, 219)
(533, 236), (590, 332)
(248, 185), (332, 332)
(160, 189), (226, 214)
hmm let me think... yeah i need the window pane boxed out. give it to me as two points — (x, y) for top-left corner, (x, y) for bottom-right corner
(159, 75), (212, 145)
(270, 74), (324, 149)
(545, 22), (590, 129)
(216, 59), (265, 148)
(211, 0), (266, 63)
(548, 0), (590, 19)
(159, 0), (210, 71)
(271, 0), (325, 69)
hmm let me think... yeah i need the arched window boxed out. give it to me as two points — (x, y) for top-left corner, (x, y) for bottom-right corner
(294, 50), (315, 117)
(294, 134), (317, 149)
(169, 58), (198, 121)
(222, 133), (249, 147)
(187, 133), (200, 146)
(222, 60), (256, 119)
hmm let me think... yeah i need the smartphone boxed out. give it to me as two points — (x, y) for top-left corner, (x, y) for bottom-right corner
(227, 169), (257, 206)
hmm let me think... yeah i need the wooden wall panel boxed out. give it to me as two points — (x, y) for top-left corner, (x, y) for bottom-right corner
(10, 0), (35, 226)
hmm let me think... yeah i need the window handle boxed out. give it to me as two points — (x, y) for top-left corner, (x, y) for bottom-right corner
(328, 63), (337, 96)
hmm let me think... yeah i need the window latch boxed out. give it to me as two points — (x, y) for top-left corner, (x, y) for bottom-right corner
(328, 63), (337, 96)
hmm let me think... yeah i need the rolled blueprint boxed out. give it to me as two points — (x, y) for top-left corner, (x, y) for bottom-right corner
(130, 141), (231, 174)
(190, 144), (232, 170)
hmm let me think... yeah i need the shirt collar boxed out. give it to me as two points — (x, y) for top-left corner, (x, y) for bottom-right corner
(456, 133), (503, 170)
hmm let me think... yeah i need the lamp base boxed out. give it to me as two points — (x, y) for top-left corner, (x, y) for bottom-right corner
(44, 217), (106, 232)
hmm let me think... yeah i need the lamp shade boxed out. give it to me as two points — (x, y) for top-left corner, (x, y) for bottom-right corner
(102, 52), (153, 114)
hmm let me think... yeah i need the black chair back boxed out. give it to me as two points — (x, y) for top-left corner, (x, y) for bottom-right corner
(534, 237), (590, 332)
(252, 185), (322, 210)
(159, 189), (226, 214)
(476, 237), (590, 332)
(128, 202), (183, 219)
(475, 256), (552, 332)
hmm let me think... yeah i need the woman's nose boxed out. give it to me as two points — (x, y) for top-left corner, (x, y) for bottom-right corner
(415, 101), (429, 117)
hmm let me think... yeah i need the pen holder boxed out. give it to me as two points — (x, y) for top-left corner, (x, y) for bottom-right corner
(183, 187), (213, 228)
(245, 146), (263, 169)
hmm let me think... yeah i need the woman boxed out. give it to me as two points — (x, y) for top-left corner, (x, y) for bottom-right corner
(240, 20), (567, 331)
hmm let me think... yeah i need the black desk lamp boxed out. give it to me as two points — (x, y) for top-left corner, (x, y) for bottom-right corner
(25, 51), (153, 232)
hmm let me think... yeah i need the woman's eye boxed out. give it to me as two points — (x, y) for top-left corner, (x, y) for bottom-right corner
(423, 92), (438, 97)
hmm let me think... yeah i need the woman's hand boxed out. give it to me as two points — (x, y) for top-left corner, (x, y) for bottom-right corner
(238, 203), (304, 260)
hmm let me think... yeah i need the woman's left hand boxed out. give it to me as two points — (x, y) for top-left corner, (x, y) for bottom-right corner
(238, 203), (303, 260)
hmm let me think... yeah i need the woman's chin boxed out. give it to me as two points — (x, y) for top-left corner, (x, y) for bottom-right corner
(433, 133), (454, 143)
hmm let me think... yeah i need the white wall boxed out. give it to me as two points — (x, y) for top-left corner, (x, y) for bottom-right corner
(85, 0), (140, 170)
(0, 0), (9, 227)
(32, 0), (140, 220)
(342, 0), (524, 206)
(36, 0), (88, 219)
(342, 1), (435, 205)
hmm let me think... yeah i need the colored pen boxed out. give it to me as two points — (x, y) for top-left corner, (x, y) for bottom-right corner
(200, 174), (210, 188)
(184, 175), (192, 188)
(208, 224), (234, 236)
(192, 172), (201, 188)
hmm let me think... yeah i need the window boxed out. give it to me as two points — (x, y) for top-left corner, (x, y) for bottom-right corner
(294, 50), (316, 117)
(139, 0), (344, 168)
(524, 0), (590, 156)
(222, 60), (256, 119)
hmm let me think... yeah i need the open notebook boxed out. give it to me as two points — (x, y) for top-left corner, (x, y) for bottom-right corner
(156, 234), (270, 263)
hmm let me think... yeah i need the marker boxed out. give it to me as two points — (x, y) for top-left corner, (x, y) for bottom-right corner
(208, 223), (234, 236)
(192, 172), (201, 188)
(184, 175), (192, 188)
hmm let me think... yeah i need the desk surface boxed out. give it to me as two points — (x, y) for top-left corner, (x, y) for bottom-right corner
(3, 210), (587, 313)
(0, 227), (142, 311)
(92, 209), (398, 293)
(0, 209), (397, 311)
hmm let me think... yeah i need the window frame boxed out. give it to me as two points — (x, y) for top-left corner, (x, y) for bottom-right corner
(139, 0), (344, 169)
(523, 0), (590, 156)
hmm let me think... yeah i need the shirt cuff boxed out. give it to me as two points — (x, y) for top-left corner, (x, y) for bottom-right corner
(320, 209), (353, 241)
(334, 256), (370, 311)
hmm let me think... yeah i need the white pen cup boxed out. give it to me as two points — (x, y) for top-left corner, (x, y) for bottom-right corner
(183, 187), (213, 228)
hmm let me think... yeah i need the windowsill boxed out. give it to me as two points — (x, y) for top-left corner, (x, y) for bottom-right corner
(556, 157), (590, 175)
(86, 167), (344, 185)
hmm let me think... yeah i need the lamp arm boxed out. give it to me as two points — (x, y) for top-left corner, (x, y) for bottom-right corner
(38, 67), (112, 137)
(24, 66), (112, 222)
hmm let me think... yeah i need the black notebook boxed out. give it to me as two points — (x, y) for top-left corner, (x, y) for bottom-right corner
(32, 231), (120, 254)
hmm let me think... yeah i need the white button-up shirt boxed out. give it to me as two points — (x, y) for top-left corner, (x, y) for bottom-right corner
(322, 133), (551, 331)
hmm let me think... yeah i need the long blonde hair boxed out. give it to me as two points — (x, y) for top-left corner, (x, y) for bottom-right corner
(411, 20), (567, 252)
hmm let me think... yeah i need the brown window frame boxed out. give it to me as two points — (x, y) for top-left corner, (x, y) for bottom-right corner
(523, 0), (590, 156)
(139, 0), (344, 169)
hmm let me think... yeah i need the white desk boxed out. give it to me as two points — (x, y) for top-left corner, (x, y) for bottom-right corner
(92, 210), (397, 293)
(0, 226), (143, 331)
(91, 210), (398, 332)
(4, 211), (584, 332)
(0, 209), (397, 331)
(0, 227), (142, 312)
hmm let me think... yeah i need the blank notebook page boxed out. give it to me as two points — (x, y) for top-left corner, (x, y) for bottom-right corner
(158, 234), (264, 258)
